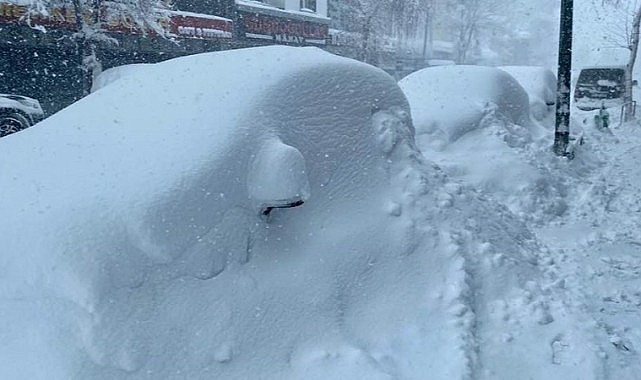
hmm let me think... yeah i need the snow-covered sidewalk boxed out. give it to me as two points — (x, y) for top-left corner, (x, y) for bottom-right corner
(404, 99), (641, 378)
(534, 116), (641, 379)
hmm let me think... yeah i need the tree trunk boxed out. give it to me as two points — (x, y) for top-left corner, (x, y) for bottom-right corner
(71, 0), (90, 96)
(624, 5), (641, 122)
(359, 3), (383, 64)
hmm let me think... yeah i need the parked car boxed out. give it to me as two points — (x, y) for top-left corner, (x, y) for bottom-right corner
(398, 65), (532, 149)
(573, 66), (634, 110)
(0, 94), (45, 137)
(0, 46), (421, 377)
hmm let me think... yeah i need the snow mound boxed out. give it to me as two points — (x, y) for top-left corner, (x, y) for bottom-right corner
(1, 46), (549, 379)
(400, 65), (577, 224)
(398, 65), (532, 150)
(247, 138), (310, 208)
(499, 66), (557, 122)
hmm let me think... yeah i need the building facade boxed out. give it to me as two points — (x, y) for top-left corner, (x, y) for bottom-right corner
(0, 0), (330, 114)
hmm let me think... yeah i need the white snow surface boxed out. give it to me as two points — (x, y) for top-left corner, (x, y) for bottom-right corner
(3, 45), (641, 380)
(398, 65), (533, 151)
(0, 46), (543, 379)
(400, 59), (641, 378)
(0, 93), (45, 117)
(90, 63), (152, 93)
(247, 138), (310, 207)
(499, 66), (557, 122)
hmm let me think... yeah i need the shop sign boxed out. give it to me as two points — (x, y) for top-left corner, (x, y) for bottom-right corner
(241, 11), (327, 45)
(0, 1), (232, 40)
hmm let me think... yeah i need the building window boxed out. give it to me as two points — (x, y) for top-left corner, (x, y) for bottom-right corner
(264, 0), (285, 9)
(250, 0), (285, 9)
(300, 0), (316, 12)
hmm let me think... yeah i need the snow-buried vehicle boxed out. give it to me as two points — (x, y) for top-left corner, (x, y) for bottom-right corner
(0, 47), (549, 379)
(399, 65), (533, 151)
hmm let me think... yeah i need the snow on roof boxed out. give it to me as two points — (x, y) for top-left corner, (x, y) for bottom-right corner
(167, 9), (232, 22)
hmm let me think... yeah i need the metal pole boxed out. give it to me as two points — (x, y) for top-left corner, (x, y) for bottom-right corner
(553, 0), (573, 156)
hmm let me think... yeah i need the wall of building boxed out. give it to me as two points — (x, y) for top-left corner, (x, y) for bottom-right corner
(0, 0), (333, 115)
(236, 0), (327, 18)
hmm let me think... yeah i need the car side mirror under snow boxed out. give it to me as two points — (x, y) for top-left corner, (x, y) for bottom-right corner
(247, 139), (310, 216)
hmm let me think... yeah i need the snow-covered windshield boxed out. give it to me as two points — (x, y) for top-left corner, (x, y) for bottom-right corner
(2, 1), (641, 379)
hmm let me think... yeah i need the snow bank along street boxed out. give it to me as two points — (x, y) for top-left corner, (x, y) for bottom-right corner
(402, 61), (641, 379)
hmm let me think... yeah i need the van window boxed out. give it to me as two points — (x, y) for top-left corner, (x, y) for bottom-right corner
(575, 68), (625, 99)
(574, 67), (627, 110)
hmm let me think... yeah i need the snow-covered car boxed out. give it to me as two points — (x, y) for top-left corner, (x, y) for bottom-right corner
(499, 66), (557, 121)
(0, 46), (544, 379)
(398, 65), (532, 150)
(0, 94), (45, 137)
(399, 64), (566, 224)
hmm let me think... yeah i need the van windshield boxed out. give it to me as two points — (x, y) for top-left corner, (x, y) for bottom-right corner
(574, 67), (626, 109)
(577, 68), (625, 87)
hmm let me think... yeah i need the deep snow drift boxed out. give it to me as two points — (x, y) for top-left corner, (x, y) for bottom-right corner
(398, 65), (533, 151)
(0, 47), (553, 379)
(400, 65), (564, 225)
(401, 59), (641, 378)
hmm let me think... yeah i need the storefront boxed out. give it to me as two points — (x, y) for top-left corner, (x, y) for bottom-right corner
(0, 0), (330, 115)
(233, 0), (328, 47)
(0, 1), (233, 114)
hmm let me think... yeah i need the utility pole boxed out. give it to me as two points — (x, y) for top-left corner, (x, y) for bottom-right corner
(553, 0), (573, 156)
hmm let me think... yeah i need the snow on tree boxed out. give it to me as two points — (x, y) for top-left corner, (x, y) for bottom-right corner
(329, 0), (433, 63)
(481, 0), (559, 67)
(437, 0), (502, 64)
(329, 0), (559, 66)
(23, 0), (172, 94)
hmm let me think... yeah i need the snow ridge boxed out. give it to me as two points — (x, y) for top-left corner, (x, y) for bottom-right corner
(371, 107), (547, 379)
